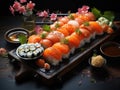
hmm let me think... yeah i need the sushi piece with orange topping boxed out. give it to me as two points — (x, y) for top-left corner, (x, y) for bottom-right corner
(57, 27), (70, 36)
(80, 22), (96, 39)
(52, 42), (70, 59)
(28, 35), (42, 43)
(79, 28), (91, 43)
(46, 31), (64, 44)
(66, 34), (80, 53)
(67, 20), (79, 29)
(40, 39), (53, 48)
(89, 21), (103, 35)
(58, 16), (70, 24)
(43, 47), (62, 66)
(62, 24), (76, 35)
(71, 31), (85, 47)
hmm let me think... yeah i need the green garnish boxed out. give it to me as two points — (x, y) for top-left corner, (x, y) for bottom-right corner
(42, 25), (50, 32)
(75, 29), (82, 35)
(103, 11), (115, 21)
(18, 34), (27, 44)
(84, 22), (90, 26)
(55, 22), (60, 28)
(68, 14), (74, 20)
(91, 7), (102, 19)
(61, 38), (69, 44)
(91, 7), (115, 21)
(40, 33), (47, 39)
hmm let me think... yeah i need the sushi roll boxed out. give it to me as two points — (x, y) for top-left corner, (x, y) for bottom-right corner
(16, 43), (44, 60)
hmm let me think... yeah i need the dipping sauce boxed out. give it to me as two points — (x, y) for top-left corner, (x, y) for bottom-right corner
(8, 31), (28, 42)
(102, 44), (120, 57)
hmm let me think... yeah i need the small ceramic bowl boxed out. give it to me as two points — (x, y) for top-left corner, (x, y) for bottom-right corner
(88, 55), (107, 69)
(4, 27), (29, 44)
(100, 41), (120, 59)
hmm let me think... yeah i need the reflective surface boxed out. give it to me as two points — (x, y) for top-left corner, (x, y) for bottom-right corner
(0, 16), (120, 90)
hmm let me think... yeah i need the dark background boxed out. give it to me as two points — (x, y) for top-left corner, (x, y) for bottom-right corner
(1, 0), (120, 16)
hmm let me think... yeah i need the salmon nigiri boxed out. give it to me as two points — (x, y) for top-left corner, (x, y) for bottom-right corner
(62, 24), (76, 35)
(28, 35), (42, 43)
(66, 34), (80, 53)
(79, 28), (91, 43)
(80, 23), (95, 39)
(43, 47), (62, 65)
(52, 42), (70, 58)
(58, 16), (70, 24)
(46, 31), (64, 44)
(71, 31), (85, 47)
(40, 39), (53, 48)
(89, 21), (103, 35)
(57, 27), (69, 36)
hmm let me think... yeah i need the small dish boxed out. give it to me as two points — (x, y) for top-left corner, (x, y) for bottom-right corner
(16, 43), (44, 61)
(4, 27), (29, 44)
(100, 41), (120, 59)
(89, 55), (106, 68)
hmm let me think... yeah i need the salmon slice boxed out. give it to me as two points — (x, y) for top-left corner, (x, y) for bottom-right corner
(28, 35), (41, 43)
(89, 21), (103, 34)
(62, 24), (76, 35)
(40, 39), (53, 48)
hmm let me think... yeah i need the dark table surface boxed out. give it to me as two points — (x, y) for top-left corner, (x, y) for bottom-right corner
(0, 16), (120, 90)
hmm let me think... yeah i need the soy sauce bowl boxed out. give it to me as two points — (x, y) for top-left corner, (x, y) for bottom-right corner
(100, 41), (120, 60)
(4, 27), (29, 44)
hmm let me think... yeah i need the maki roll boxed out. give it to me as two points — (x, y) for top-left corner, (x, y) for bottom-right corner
(16, 43), (44, 60)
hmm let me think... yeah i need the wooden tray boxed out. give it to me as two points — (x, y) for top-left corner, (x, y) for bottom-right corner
(8, 33), (113, 83)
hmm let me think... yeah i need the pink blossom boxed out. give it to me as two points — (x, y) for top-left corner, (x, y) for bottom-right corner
(77, 5), (90, 14)
(36, 10), (48, 17)
(50, 13), (57, 21)
(34, 25), (43, 34)
(9, 6), (15, 15)
(13, 1), (21, 11)
(0, 48), (7, 56)
(19, 6), (26, 14)
(26, 1), (35, 10)
(19, 0), (27, 3)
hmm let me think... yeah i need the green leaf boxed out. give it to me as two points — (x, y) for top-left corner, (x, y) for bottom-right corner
(18, 34), (27, 44)
(40, 33), (47, 39)
(75, 29), (82, 35)
(103, 11), (115, 21)
(61, 38), (69, 44)
(68, 14), (74, 20)
(91, 7), (102, 19)
(42, 25), (51, 32)
(84, 22), (90, 26)
(55, 22), (60, 28)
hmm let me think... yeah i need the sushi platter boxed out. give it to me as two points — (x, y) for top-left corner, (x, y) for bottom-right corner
(8, 33), (114, 83)
(7, 6), (117, 84)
